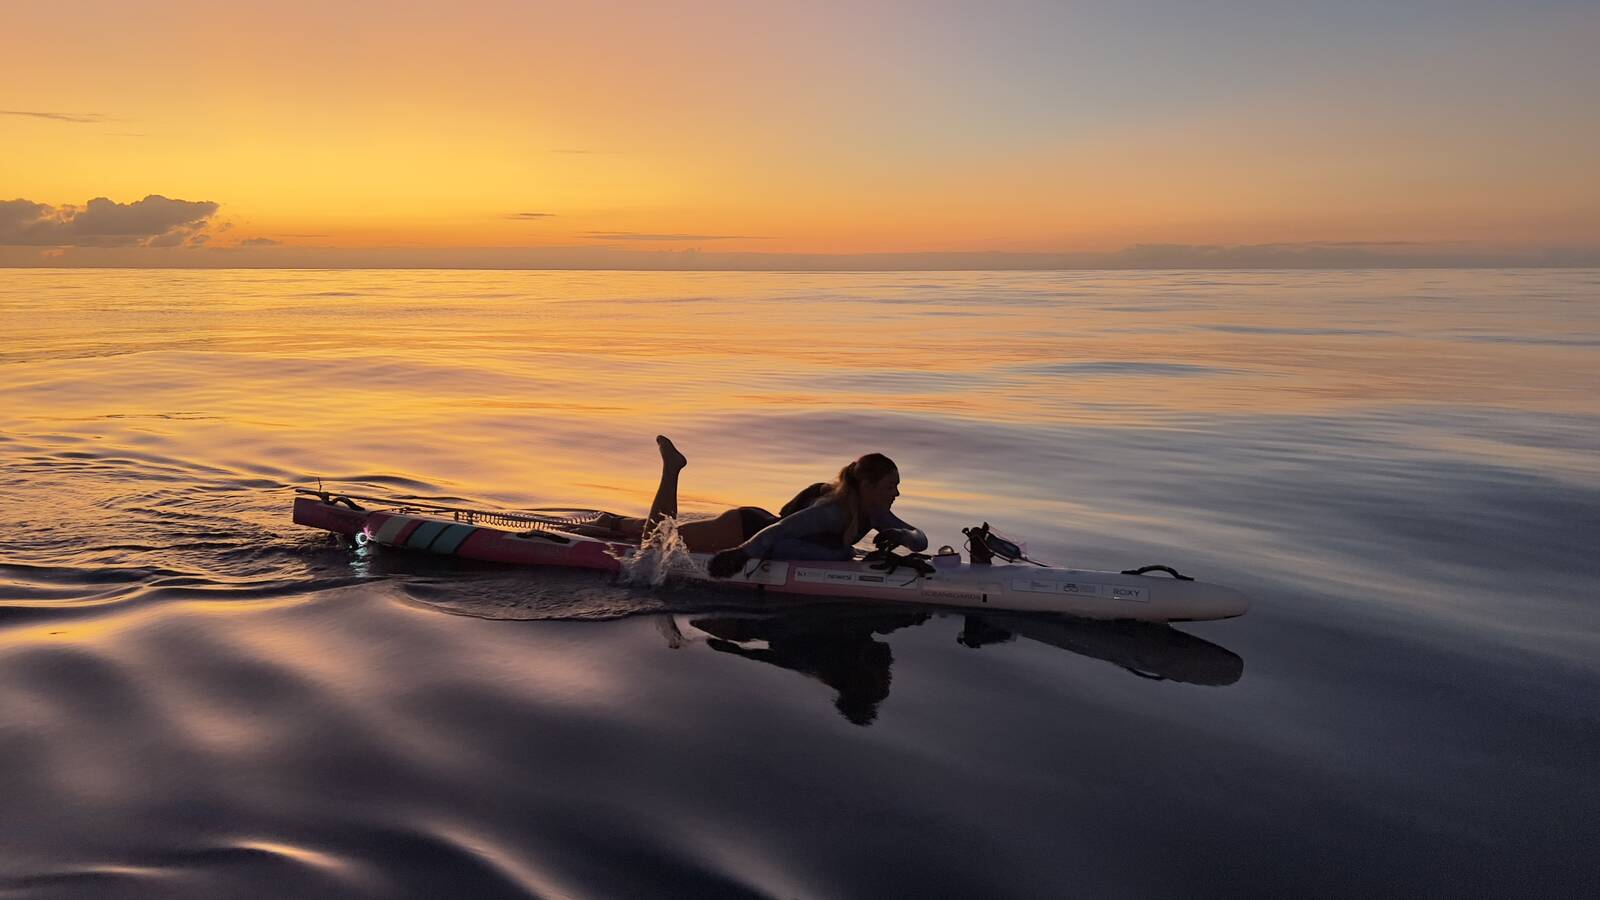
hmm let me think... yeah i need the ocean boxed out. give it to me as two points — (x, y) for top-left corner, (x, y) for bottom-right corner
(2, 267), (1596, 897)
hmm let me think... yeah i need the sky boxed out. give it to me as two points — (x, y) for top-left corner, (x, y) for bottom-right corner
(3, 0), (1598, 268)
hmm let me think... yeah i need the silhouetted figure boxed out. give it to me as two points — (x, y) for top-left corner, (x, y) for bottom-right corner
(691, 609), (929, 725)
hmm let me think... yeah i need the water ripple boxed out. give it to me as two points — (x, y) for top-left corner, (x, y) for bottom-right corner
(1, 268), (1596, 897)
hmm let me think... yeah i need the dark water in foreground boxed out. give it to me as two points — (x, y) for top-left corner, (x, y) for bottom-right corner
(2, 269), (1597, 897)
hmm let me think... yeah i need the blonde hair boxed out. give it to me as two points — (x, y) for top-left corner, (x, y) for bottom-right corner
(826, 453), (897, 543)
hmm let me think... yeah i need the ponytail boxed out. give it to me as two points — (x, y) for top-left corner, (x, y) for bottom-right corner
(826, 453), (897, 543)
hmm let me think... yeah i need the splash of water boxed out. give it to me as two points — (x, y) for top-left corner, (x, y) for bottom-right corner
(613, 517), (705, 588)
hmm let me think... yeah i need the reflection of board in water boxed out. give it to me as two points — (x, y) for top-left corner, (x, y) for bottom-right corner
(679, 607), (1246, 727)
(959, 614), (1244, 686)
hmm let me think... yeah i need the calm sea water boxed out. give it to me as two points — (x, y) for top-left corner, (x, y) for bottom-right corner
(2, 268), (1596, 897)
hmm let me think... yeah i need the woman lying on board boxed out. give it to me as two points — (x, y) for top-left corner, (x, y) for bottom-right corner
(585, 436), (926, 576)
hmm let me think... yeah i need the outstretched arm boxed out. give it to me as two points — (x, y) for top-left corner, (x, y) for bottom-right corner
(870, 508), (927, 552)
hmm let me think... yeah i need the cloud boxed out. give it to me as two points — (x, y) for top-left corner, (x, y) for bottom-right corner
(1310, 241), (1426, 248)
(506, 212), (555, 219)
(1096, 242), (1513, 268)
(240, 237), (281, 246)
(0, 200), (51, 232)
(581, 231), (765, 241)
(0, 110), (104, 124)
(0, 195), (220, 247)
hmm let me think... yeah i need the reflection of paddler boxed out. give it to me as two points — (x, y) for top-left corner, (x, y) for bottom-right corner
(690, 609), (930, 725)
(959, 614), (1244, 686)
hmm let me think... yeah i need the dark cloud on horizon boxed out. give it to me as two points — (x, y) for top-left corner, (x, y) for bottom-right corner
(1309, 241), (1427, 248)
(1098, 242), (1519, 268)
(239, 237), (280, 246)
(0, 110), (105, 124)
(582, 231), (767, 241)
(507, 212), (555, 219)
(0, 195), (220, 247)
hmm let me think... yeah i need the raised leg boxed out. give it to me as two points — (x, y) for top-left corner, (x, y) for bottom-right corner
(567, 437), (761, 552)
(646, 435), (688, 531)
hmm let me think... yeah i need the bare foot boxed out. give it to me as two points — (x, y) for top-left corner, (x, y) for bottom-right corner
(657, 435), (688, 471)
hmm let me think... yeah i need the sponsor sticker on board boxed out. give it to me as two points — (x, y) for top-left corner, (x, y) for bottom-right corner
(795, 567), (920, 590)
(727, 561), (788, 586)
(922, 585), (992, 604)
(1111, 586), (1148, 602)
(1008, 578), (1149, 602)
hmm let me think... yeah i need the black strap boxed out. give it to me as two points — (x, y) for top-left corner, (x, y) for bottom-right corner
(1120, 564), (1193, 581)
(862, 549), (936, 578)
(297, 488), (366, 511)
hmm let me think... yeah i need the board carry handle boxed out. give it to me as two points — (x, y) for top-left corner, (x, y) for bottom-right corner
(1120, 564), (1194, 581)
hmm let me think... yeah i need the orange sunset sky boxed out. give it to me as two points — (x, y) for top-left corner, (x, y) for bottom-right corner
(3, 0), (1597, 268)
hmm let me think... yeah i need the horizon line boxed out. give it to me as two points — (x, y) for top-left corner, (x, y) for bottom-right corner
(6, 262), (1600, 272)
(6, 239), (1598, 271)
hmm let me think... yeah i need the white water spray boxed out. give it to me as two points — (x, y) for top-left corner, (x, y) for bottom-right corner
(612, 516), (705, 588)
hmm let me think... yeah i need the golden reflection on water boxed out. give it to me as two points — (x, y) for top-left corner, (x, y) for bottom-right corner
(3, 267), (1597, 521)
(3, 264), (1600, 589)
(2, 269), (1596, 898)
